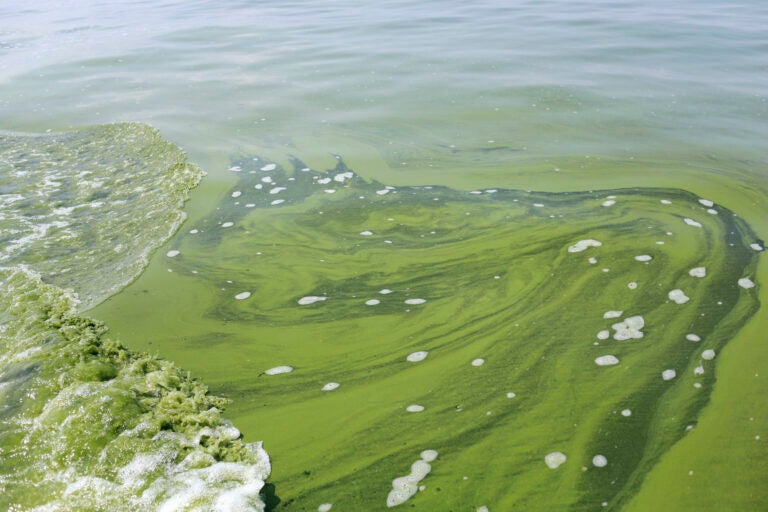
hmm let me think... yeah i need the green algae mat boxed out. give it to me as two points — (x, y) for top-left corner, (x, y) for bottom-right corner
(93, 156), (763, 511)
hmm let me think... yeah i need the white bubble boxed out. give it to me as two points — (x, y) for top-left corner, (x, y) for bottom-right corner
(621, 409), (632, 417)
(662, 369), (677, 381)
(544, 452), (567, 469)
(420, 450), (438, 462)
(189, 229), (199, 234)
(592, 455), (608, 467)
(751, 243), (764, 251)
(634, 255), (652, 262)
(660, 199), (672, 204)
(602, 200), (616, 207)
(738, 277), (755, 289)
(568, 239), (602, 253)
(698, 199), (714, 207)
(270, 199), (285, 205)
(684, 218), (702, 228)
(701, 349), (716, 360)
(628, 282), (638, 290)
(318, 504), (333, 512)
(269, 187), (286, 194)
(668, 289), (690, 304)
(595, 355), (620, 366)
(235, 292), (251, 300)
(166, 250), (180, 258)
(360, 230), (374, 236)
(379, 289), (393, 294)
(597, 330), (610, 340)
(506, 392), (516, 399)
(322, 382), (340, 391)
(265, 365), (293, 375)
(231, 191), (242, 198)
(298, 296), (327, 305)
(686, 334), (701, 342)
(603, 310), (623, 319)
(471, 358), (485, 367)
(260, 163), (276, 171)
(406, 405), (425, 413)
(221, 222), (234, 228)
(405, 298), (426, 305)
(689, 267), (706, 277)
(406, 351), (428, 362)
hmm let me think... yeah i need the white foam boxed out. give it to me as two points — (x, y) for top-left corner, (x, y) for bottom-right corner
(592, 455), (608, 467)
(701, 349), (716, 360)
(261, 177), (273, 183)
(568, 239), (602, 253)
(221, 222), (234, 228)
(634, 255), (652, 262)
(612, 316), (644, 340)
(254, 184), (263, 190)
(738, 277), (755, 289)
(533, 203), (544, 207)
(323, 189), (336, 194)
(231, 191), (242, 198)
(621, 409), (632, 417)
(686, 334), (701, 342)
(628, 282), (638, 290)
(660, 199), (672, 204)
(235, 292), (251, 300)
(589, 257), (598, 264)
(229, 166), (242, 172)
(597, 330), (610, 340)
(689, 267), (706, 278)
(477, 506), (489, 512)
(698, 199), (714, 207)
(365, 299), (381, 306)
(379, 289), (393, 294)
(386, 451), (437, 507)
(694, 365), (705, 375)
(189, 229), (199, 234)
(265, 366), (293, 375)
(506, 392), (516, 399)
(707, 208), (718, 215)
(751, 243), (764, 251)
(270, 199), (285, 206)
(595, 355), (620, 366)
(420, 450), (438, 462)
(603, 310), (623, 319)
(298, 296), (327, 305)
(260, 163), (276, 171)
(360, 230), (374, 236)
(317, 177), (332, 185)
(334, 172), (354, 182)
(662, 369), (677, 381)
(269, 187), (286, 194)
(406, 405), (425, 413)
(406, 351), (428, 362)
(471, 358), (485, 367)
(318, 504), (333, 512)
(684, 218), (702, 228)
(322, 382), (340, 391)
(544, 452), (567, 469)
(405, 298), (426, 305)
(602, 200), (616, 207)
(668, 289), (690, 304)
(166, 250), (180, 258)
(376, 189), (390, 195)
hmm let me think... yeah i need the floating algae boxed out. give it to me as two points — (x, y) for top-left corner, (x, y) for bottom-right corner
(0, 124), (270, 511)
(93, 155), (761, 510)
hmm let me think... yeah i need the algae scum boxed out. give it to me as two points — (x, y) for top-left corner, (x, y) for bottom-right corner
(1, 125), (762, 511)
(99, 154), (761, 510)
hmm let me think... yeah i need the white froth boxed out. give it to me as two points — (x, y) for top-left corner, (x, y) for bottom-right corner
(322, 382), (340, 391)
(689, 267), (706, 277)
(602, 200), (616, 206)
(323, 189), (336, 194)
(506, 392), (516, 399)
(270, 199), (285, 206)
(318, 504), (333, 512)
(334, 172), (354, 182)
(189, 229), (199, 234)
(260, 163), (276, 171)
(231, 191), (242, 198)
(386, 451), (437, 507)
(660, 199), (672, 204)
(406, 351), (428, 362)
(597, 330), (610, 340)
(698, 199), (714, 207)
(684, 218), (702, 228)
(668, 289), (690, 304)
(592, 455), (608, 467)
(471, 358), (485, 367)
(298, 296), (327, 305)
(360, 230), (374, 236)
(221, 222), (234, 228)
(235, 292), (251, 300)
(166, 250), (180, 258)
(595, 355), (620, 366)
(568, 239), (602, 253)
(265, 366), (293, 375)
(628, 282), (638, 290)
(701, 349), (716, 360)
(662, 369), (677, 381)
(612, 316), (644, 340)
(686, 334), (701, 342)
(751, 243), (764, 251)
(365, 299), (381, 306)
(707, 208), (718, 215)
(317, 177), (332, 185)
(544, 452), (567, 469)
(376, 189), (390, 195)
(406, 405), (425, 413)
(603, 310), (623, 319)
(589, 257), (598, 264)
(694, 365), (705, 375)
(405, 298), (426, 305)
(261, 177), (272, 183)
(738, 277), (755, 289)
(634, 255), (652, 262)
(379, 289), (393, 294)
(621, 409), (632, 417)
(269, 187), (286, 194)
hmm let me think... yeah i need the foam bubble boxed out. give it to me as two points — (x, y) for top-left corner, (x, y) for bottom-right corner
(544, 451), (567, 469)
(595, 355), (619, 366)
(406, 351), (428, 362)
(751, 243), (764, 251)
(260, 163), (276, 171)
(265, 366), (293, 375)
(231, 191), (242, 198)
(270, 199), (285, 206)
(689, 267), (706, 277)
(668, 289), (690, 304)
(235, 292), (251, 300)
(405, 298), (427, 305)
(603, 310), (623, 319)
(406, 405), (425, 413)
(298, 296), (327, 305)
(166, 250), (180, 258)
(471, 358), (485, 367)
(662, 369), (677, 381)
(597, 330), (610, 340)
(621, 409), (632, 417)
(506, 392), (516, 398)
(386, 451), (436, 507)
(221, 222), (234, 228)
(686, 334), (701, 342)
(602, 200), (616, 207)
(660, 199), (672, 204)
(612, 316), (644, 340)
(592, 455), (608, 467)
(365, 299), (381, 306)
(738, 277), (755, 289)
(360, 230), (374, 236)
(698, 199), (714, 207)
(634, 255), (652, 262)
(628, 282), (638, 289)
(701, 349), (716, 360)
(318, 504), (333, 512)
(379, 289), (393, 294)
(269, 187), (286, 194)
(322, 382), (340, 391)
(568, 239), (602, 253)
(684, 218), (702, 228)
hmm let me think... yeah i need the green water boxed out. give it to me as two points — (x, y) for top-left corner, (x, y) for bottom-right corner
(92, 156), (761, 510)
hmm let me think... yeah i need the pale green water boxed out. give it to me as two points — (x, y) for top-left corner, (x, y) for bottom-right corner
(1, 1), (767, 510)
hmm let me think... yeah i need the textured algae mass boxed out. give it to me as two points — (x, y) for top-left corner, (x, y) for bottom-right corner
(153, 156), (760, 510)
(0, 124), (269, 511)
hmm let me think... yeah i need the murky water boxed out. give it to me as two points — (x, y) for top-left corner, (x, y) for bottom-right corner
(1, 1), (766, 510)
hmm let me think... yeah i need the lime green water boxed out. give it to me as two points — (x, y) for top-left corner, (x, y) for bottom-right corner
(92, 156), (761, 510)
